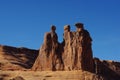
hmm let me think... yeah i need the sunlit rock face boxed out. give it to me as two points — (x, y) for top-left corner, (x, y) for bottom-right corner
(32, 23), (94, 72)
(62, 24), (94, 72)
(32, 25), (64, 71)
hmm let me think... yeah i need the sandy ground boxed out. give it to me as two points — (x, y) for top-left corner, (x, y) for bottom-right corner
(0, 70), (98, 80)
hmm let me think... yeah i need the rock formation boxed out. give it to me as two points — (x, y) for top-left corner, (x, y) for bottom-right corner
(32, 23), (94, 72)
(0, 25), (120, 79)
(32, 25), (64, 71)
(0, 45), (38, 70)
(0, 22), (120, 80)
(62, 23), (94, 72)
(93, 58), (120, 80)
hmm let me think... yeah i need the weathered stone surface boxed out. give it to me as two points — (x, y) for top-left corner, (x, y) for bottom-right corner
(32, 25), (64, 71)
(62, 23), (94, 72)
(10, 76), (25, 80)
(0, 45), (38, 71)
(32, 23), (94, 72)
(0, 70), (105, 80)
(0, 21), (120, 79)
(94, 58), (120, 80)
(62, 25), (74, 71)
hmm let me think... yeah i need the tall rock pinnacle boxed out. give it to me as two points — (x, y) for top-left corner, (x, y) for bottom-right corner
(32, 23), (94, 72)
(32, 25), (63, 71)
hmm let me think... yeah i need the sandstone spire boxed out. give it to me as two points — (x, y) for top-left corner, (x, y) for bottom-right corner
(32, 23), (94, 72)
(74, 23), (94, 72)
(32, 25), (63, 71)
(61, 23), (94, 72)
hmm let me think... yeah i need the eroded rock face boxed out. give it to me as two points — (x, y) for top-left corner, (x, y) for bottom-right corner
(62, 24), (94, 72)
(0, 45), (38, 71)
(0, 23), (120, 79)
(32, 23), (94, 72)
(32, 25), (64, 71)
(94, 58), (120, 80)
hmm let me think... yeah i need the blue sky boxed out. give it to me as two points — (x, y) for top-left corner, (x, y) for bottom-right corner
(0, 0), (120, 61)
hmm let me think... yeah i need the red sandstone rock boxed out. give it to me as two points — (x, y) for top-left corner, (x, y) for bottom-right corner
(62, 24), (94, 72)
(0, 45), (38, 71)
(32, 25), (64, 71)
(0, 22), (120, 79)
(32, 23), (94, 72)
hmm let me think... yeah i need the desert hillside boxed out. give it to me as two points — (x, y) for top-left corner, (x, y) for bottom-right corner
(0, 45), (38, 71)
(0, 45), (120, 80)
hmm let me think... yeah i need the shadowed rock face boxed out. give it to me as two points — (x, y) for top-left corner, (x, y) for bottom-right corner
(0, 45), (38, 70)
(32, 24), (94, 72)
(94, 58), (120, 80)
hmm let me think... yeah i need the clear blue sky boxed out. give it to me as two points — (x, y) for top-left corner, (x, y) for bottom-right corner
(0, 0), (120, 61)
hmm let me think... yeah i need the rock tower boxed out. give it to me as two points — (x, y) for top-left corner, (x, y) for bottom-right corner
(32, 23), (94, 72)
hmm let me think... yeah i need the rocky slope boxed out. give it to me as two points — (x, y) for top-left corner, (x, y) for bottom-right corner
(0, 45), (120, 80)
(0, 45), (38, 71)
